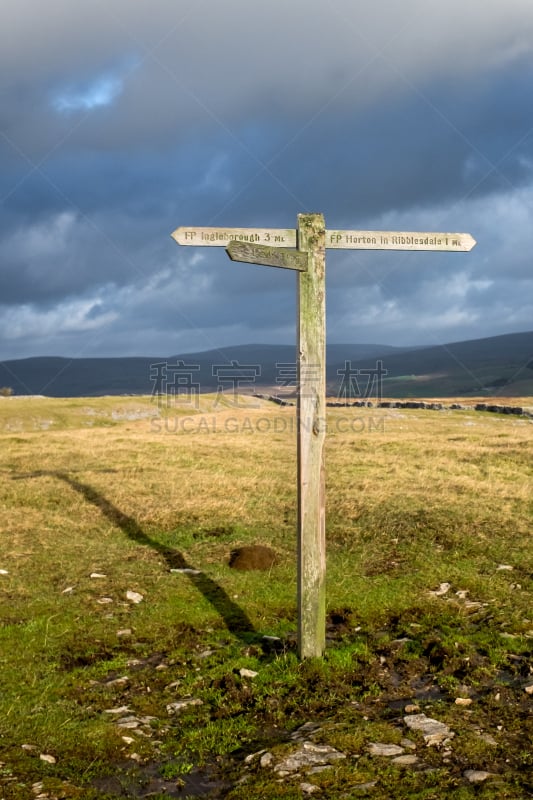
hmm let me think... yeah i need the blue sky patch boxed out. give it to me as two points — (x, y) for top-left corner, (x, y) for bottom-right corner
(52, 73), (124, 113)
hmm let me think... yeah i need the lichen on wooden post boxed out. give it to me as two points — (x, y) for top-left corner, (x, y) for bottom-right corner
(297, 213), (326, 659)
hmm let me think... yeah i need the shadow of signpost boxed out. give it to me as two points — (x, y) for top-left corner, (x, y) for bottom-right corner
(15, 470), (257, 642)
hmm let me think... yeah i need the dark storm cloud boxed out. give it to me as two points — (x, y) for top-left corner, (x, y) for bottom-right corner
(1, 0), (533, 358)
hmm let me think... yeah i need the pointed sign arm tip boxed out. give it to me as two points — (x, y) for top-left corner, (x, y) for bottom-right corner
(459, 233), (477, 250)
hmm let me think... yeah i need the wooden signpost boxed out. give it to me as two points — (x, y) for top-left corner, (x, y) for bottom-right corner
(171, 215), (476, 659)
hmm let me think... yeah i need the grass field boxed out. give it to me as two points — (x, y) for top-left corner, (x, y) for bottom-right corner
(0, 395), (531, 799)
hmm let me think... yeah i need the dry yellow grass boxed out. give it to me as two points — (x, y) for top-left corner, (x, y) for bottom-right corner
(0, 395), (531, 798)
(1, 394), (531, 582)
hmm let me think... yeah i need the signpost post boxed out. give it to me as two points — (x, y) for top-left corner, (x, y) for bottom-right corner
(171, 216), (476, 659)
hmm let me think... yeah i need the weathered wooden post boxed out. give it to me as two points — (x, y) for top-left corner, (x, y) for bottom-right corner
(296, 213), (326, 658)
(171, 217), (476, 660)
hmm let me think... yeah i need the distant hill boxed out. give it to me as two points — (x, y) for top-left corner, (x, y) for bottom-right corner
(0, 332), (532, 398)
(0, 343), (401, 398)
(339, 330), (533, 398)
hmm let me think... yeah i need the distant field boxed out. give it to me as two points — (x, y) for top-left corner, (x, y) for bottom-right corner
(0, 396), (531, 799)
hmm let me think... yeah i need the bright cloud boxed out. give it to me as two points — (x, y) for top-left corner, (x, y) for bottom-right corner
(0, 297), (118, 341)
(52, 75), (124, 113)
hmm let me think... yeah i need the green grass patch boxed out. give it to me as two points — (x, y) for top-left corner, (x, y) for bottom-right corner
(0, 397), (531, 798)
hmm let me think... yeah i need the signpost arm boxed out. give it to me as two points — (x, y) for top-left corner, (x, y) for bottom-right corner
(297, 213), (326, 659)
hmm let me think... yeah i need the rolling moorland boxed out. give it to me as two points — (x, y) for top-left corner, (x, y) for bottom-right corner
(1, 330), (532, 398)
(0, 393), (531, 799)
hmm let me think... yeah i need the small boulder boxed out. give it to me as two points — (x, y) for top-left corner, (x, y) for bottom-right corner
(464, 769), (494, 783)
(404, 714), (454, 746)
(368, 743), (404, 757)
(393, 754), (418, 765)
(229, 545), (277, 571)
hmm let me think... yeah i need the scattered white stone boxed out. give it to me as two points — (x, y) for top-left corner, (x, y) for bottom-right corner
(524, 683), (533, 695)
(260, 752), (273, 768)
(170, 568), (202, 575)
(392, 754), (418, 766)
(104, 705), (131, 714)
(166, 680), (182, 690)
(497, 564), (513, 571)
(117, 716), (141, 729)
(39, 753), (56, 764)
(166, 698), (203, 714)
(401, 738), (417, 750)
(274, 741), (346, 774)
(239, 668), (258, 678)
(404, 704), (420, 714)
(121, 736), (135, 744)
(129, 753), (142, 762)
(90, 572), (106, 578)
(300, 782), (320, 794)
(0, 569), (9, 575)
(61, 586), (75, 594)
(96, 597), (113, 604)
(429, 582), (451, 597)
(290, 722), (322, 741)
(155, 663), (168, 670)
(404, 714), (454, 746)
(455, 590), (469, 599)
(106, 676), (129, 687)
(368, 742), (404, 757)
(21, 743), (38, 751)
(306, 742), (344, 758)
(116, 629), (132, 637)
(464, 769), (493, 783)
(126, 590), (143, 603)
(244, 749), (266, 765)
(455, 697), (473, 706)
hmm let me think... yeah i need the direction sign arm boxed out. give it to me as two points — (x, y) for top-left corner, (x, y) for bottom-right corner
(172, 226), (297, 248)
(325, 230), (476, 251)
(226, 240), (308, 271)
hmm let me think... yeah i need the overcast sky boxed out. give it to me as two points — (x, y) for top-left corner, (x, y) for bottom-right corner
(1, 0), (533, 360)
